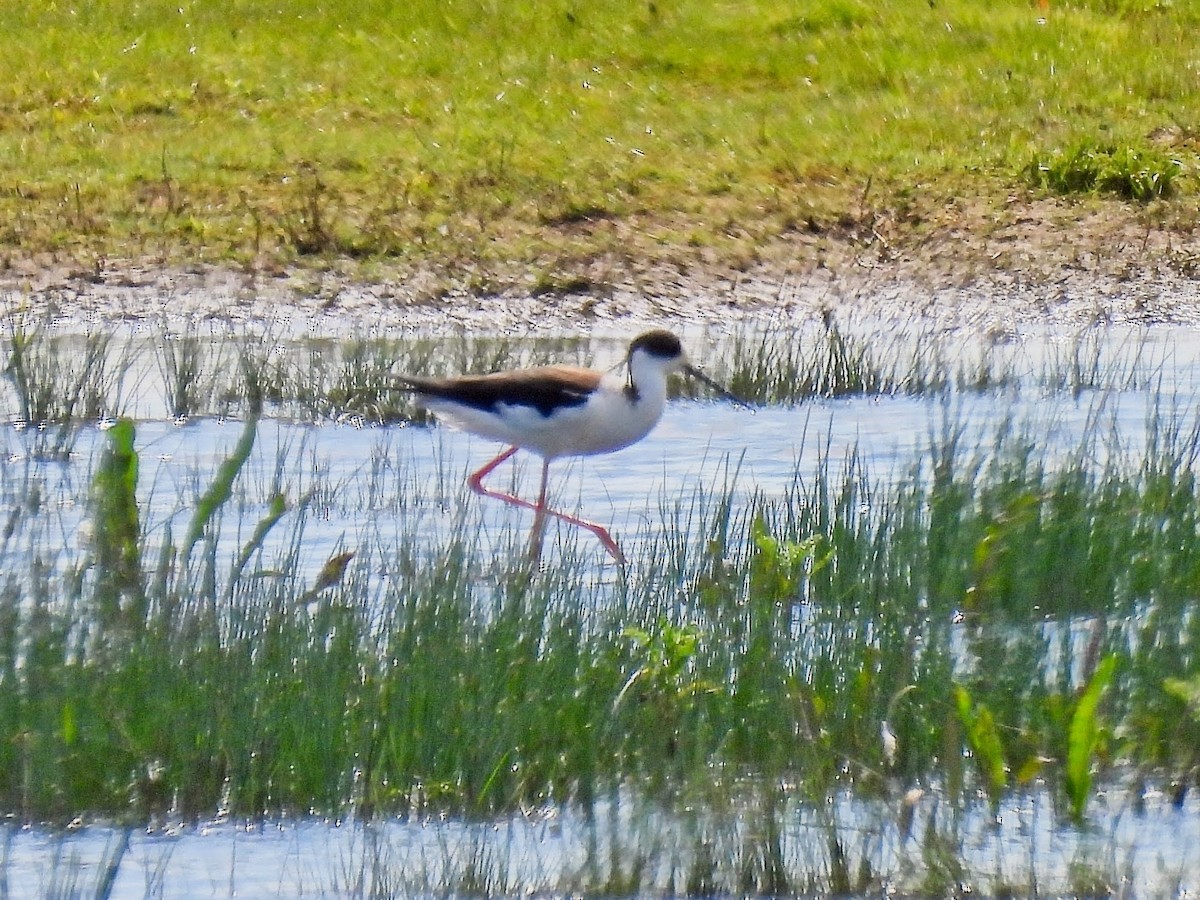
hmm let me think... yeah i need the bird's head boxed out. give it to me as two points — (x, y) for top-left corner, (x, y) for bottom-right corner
(626, 330), (750, 407)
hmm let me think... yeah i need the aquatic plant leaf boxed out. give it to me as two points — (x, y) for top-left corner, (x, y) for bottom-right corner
(477, 749), (513, 808)
(150, 519), (175, 601)
(967, 491), (1039, 606)
(954, 685), (1007, 806)
(1163, 675), (1200, 717)
(1015, 756), (1043, 785)
(61, 699), (77, 747)
(301, 550), (356, 601)
(183, 415), (258, 563)
(89, 418), (144, 621)
(750, 519), (830, 603)
(615, 619), (707, 713)
(1066, 654), (1118, 823)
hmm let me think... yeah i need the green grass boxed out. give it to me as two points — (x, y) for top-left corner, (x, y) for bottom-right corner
(0, 1), (1197, 279)
(1025, 140), (1184, 200)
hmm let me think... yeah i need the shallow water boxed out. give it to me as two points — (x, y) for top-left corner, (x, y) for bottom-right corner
(5, 786), (1199, 898)
(1, 388), (1192, 586)
(5, 323), (1200, 897)
(0, 396), (1157, 587)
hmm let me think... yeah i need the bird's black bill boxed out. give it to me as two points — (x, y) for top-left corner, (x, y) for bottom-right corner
(684, 364), (754, 409)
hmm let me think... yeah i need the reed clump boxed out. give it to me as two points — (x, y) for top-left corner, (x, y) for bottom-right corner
(0, 318), (1162, 427)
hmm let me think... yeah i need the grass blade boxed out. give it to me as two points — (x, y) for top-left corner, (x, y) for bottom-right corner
(182, 415), (259, 564)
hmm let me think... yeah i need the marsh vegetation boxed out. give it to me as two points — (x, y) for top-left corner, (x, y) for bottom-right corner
(1, 320), (1199, 896)
(6, 0), (1200, 894)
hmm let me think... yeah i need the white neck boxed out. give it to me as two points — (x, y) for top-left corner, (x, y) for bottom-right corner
(627, 352), (672, 408)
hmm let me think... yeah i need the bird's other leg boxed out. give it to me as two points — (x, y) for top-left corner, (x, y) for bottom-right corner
(527, 458), (551, 562)
(533, 460), (624, 564)
(530, 460), (626, 564)
(467, 446), (522, 504)
(467, 445), (625, 565)
(541, 506), (625, 565)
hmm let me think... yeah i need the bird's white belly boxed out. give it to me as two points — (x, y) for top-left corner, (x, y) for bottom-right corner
(428, 390), (666, 459)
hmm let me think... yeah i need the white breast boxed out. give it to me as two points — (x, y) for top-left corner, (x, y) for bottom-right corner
(426, 371), (669, 460)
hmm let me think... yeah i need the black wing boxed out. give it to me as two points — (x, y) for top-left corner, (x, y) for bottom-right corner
(397, 367), (599, 418)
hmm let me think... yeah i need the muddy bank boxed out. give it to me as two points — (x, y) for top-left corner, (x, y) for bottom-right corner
(4, 262), (1198, 338)
(3, 201), (1198, 334)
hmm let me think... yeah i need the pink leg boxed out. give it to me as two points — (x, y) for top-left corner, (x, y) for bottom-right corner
(467, 446), (520, 497)
(467, 447), (626, 564)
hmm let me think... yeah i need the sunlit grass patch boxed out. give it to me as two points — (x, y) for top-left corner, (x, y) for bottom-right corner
(1025, 141), (1184, 202)
(0, 1), (1198, 272)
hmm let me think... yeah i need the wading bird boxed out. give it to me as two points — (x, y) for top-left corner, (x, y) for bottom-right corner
(395, 330), (745, 563)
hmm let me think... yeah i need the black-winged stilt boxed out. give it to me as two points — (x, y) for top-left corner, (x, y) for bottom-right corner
(396, 330), (745, 563)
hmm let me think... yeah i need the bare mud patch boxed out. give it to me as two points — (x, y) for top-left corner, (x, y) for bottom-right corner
(3, 198), (1198, 335)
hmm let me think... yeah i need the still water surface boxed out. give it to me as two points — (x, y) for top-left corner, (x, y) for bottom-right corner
(4, 383), (1188, 578)
(4, 787), (1199, 897)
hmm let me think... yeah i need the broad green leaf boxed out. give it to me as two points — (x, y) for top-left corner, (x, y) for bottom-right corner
(954, 685), (1007, 807)
(230, 490), (288, 585)
(1066, 654), (1118, 823)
